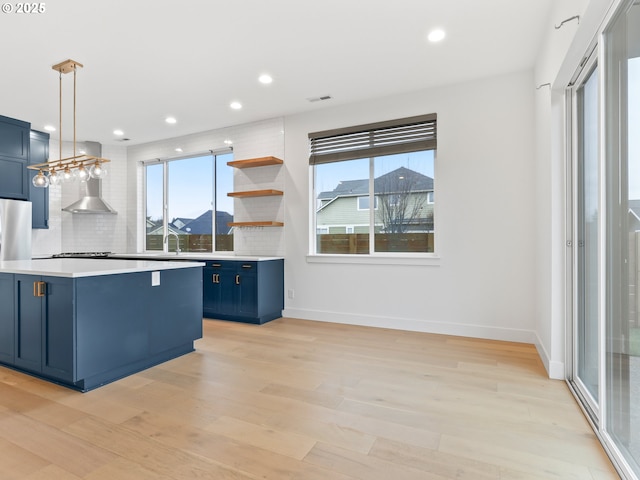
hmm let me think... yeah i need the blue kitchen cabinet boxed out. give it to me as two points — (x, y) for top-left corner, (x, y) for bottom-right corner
(203, 261), (236, 317)
(203, 259), (283, 324)
(13, 275), (75, 382)
(0, 267), (203, 391)
(29, 130), (50, 229)
(0, 274), (14, 364)
(0, 115), (30, 200)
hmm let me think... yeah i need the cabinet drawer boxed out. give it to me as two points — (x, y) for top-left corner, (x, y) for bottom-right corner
(204, 260), (257, 270)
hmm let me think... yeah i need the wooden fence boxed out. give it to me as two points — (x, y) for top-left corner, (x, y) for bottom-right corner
(317, 233), (434, 254)
(146, 234), (233, 252)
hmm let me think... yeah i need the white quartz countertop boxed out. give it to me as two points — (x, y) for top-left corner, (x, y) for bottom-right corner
(108, 253), (284, 261)
(0, 258), (204, 278)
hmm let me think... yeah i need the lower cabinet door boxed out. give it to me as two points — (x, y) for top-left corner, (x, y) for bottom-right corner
(203, 263), (236, 318)
(237, 268), (258, 318)
(0, 274), (15, 364)
(203, 267), (219, 314)
(14, 275), (43, 373)
(13, 275), (74, 381)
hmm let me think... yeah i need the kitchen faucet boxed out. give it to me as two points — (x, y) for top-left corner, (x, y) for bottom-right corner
(164, 232), (181, 254)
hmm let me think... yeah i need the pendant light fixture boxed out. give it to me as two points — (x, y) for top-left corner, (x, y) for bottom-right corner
(28, 59), (110, 187)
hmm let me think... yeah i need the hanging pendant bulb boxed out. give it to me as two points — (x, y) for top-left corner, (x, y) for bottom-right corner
(89, 160), (107, 179)
(62, 165), (75, 183)
(48, 169), (60, 186)
(32, 170), (50, 188)
(74, 163), (89, 182)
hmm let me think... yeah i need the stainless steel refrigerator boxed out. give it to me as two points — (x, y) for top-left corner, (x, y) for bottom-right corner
(0, 199), (32, 261)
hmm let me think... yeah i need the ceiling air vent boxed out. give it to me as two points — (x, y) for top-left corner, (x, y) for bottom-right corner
(307, 95), (333, 103)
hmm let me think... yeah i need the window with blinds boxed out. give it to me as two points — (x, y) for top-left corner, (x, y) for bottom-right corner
(311, 114), (437, 255)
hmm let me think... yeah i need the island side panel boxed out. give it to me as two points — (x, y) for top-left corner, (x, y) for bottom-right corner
(147, 267), (203, 355)
(75, 272), (148, 381)
(75, 267), (203, 387)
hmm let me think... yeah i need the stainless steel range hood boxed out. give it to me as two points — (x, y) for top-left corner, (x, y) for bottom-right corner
(62, 141), (117, 214)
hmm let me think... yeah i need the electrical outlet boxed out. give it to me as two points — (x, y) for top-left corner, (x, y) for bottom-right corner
(287, 289), (294, 299)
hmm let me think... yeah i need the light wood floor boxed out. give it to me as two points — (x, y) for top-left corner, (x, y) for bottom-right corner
(0, 317), (618, 479)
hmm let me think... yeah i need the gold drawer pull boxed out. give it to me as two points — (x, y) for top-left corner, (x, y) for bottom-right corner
(33, 281), (46, 297)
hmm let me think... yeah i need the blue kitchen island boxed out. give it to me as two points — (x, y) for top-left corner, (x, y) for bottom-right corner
(0, 258), (203, 391)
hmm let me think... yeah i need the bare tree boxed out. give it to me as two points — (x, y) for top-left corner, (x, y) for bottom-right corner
(375, 168), (431, 233)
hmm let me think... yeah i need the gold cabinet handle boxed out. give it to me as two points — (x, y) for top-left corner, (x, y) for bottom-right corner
(33, 281), (46, 297)
(215, 274), (220, 284)
(235, 274), (240, 285)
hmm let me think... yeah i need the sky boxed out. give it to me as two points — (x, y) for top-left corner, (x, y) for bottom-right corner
(146, 152), (234, 222)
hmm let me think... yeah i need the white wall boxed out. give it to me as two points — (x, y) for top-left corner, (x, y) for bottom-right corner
(282, 70), (539, 343)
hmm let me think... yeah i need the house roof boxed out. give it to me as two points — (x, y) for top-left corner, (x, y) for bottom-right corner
(318, 179), (369, 200)
(178, 210), (234, 235)
(318, 167), (433, 201)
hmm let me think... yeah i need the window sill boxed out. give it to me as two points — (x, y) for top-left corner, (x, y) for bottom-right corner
(306, 253), (441, 266)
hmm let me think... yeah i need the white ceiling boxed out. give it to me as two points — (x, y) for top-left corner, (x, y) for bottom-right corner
(0, 0), (554, 146)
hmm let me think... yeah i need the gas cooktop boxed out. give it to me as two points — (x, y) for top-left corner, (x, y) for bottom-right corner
(52, 252), (113, 258)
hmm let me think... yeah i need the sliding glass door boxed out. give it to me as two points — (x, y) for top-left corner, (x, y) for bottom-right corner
(573, 60), (600, 415)
(569, 1), (640, 477)
(604, 1), (640, 473)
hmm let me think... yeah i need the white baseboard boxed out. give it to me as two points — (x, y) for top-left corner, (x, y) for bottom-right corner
(282, 308), (537, 344)
(533, 331), (565, 380)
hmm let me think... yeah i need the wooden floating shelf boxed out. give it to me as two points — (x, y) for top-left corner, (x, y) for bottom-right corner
(227, 189), (283, 198)
(228, 221), (284, 227)
(227, 156), (283, 169)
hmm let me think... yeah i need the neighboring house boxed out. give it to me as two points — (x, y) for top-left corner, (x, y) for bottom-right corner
(146, 219), (183, 236)
(146, 211), (234, 236)
(178, 210), (234, 236)
(316, 167), (434, 234)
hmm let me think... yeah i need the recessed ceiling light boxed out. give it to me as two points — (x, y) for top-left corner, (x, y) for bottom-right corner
(230, 102), (242, 110)
(165, 116), (177, 124)
(428, 29), (446, 42)
(258, 74), (273, 84)
(175, 147), (183, 153)
(113, 129), (124, 136)
(44, 125), (56, 132)
(224, 139), (233, 145)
